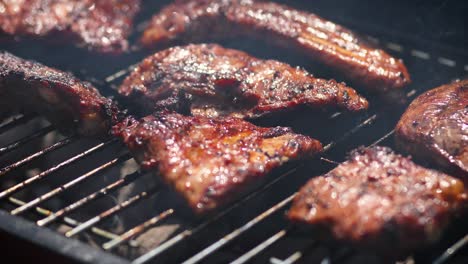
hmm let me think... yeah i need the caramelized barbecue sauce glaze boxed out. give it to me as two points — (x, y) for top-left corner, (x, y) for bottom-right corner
(119, 44), (369, 118)
(141, 0), (410, 92)
(0, 51), (119, 137)
(0, 0), (140, 53)
(114, 112), (322, 214)
(288, 146), (467, 257)
(396, 80), (468, 179)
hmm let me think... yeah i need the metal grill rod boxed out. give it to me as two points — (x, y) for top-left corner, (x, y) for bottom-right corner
(322, 114), (377, 152)
(183, 195), (296, 264)
(0, 114), (36, 135)
(10, 153), (131, 215)
(65, 188), (160, 237)
(433, 234), (468, 264)
(269, 241), (317, 264)
(0, 125), (54, 155)
(104, 64), (138, 83)
(370, 129), (395, 147)
(8, 196), (120, 241)
(0, 136), (74, 177)
(103, 209), (174, 250)
(37, 170), (143, 226)
(231, 229), (289, 264)
(132, 167), (300, 264)
(0, 139), (116, 200)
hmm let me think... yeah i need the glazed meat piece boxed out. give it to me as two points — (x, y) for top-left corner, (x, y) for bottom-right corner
(288, 146), (467, 257)
(119, 44), (368, 119)
(0, 0), (140, 53)
(114, 112), (322, 214)
(141, 0), (410, 92)
(0, 51), (119, 137)
(395, 80), (467, 178)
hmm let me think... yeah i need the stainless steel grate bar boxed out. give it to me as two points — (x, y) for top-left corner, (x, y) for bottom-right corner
(0, 136), (75, 177)
(183, 195), (296, 264)
(0, 125), (54, 155)
(8, 196), (120, 241)
(10, 154), (131, 215)
(433, 234), (468, 264)
(0, 139), (116, 200)
(65, 188), (159, 238)
(132, 167), (300, 264)
(103, 209), (174, 250)
(38, 170), (143, 227)
(231, 229), (289, 264)
(0, 114), (36, 135)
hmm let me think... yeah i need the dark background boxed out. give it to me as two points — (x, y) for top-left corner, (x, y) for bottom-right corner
(279, 0), (467, 50)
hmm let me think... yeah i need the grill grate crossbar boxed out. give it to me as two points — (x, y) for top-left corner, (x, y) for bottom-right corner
(0, 125), (54, 155)
(182, 196), (296, 264)
(103, 208), (175, 251)
(37, 170), (143, 227)
(0, 136), (75, 177)
(0, 114), (36, 135)
(10, 153), (132, 215)
(0, 139), (116, 200)
(8, 196), (122, 241)
(65, 187), (160, 238)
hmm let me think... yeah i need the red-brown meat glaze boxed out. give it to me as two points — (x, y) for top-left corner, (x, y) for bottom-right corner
(141, 0), (410, 92)
(288, 146), (467, 257)
(114, 112), (322, 214)
(396, 80), (468, 179)
(0, 51), (120, 137)
(119, 44), (368, 119)
(0, 0), (140, 53)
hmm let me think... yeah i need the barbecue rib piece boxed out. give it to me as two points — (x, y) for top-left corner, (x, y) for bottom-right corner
(114, 112), (322, 214)
(288, 146), (467, 257)
(119, 44), (369, 119)
(0, 51), (119, 137)
(396, 80), (467, 178)
(140, 0), (410, 92)
(0, 0), (140, 53)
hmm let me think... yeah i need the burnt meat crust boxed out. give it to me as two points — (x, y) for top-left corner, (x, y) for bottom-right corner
(288, 146), (467, 257)
(119, 44), (369, 118)
(395, 80), (468, 178)
(113, 111), (322, 214)
(141, 0), (410, 92)
(0, 51), (120, 137)
(0, 0), (140, 53)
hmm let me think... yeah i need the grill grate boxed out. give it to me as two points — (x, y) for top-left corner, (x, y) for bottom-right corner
(1, 10), (467, 264)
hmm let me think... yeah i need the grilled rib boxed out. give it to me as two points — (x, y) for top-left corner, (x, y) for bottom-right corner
(140, 0), (410, 92)
(119, 44), (369, 119)
(396, 80), (468, 179)
(113, 112), (322, 214)
(0, 51), (119, 137)
(288, 146), (467, 257)
(0, 0), (140, 53)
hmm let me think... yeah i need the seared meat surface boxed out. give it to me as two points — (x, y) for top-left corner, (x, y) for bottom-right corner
(119, 44), (368, 119)
(141, 0), (410, 92)
(288, 146), (467, 256)
(0, 51), (119, 137)
(114, 112), (322, 214)
(0, 0), (140, 53)
(396, 80), (467, 178)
